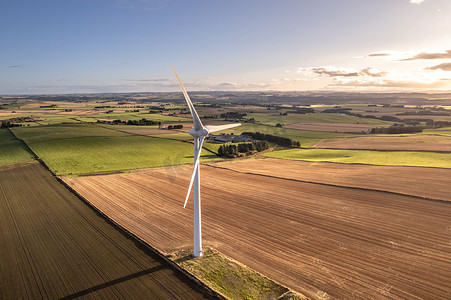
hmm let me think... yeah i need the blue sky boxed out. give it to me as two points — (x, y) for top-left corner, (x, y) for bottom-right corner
(1, 0), (450, 94)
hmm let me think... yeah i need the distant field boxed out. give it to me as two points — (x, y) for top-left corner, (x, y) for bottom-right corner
(244, 112), (391, 127)
(213, 158), (451, 201)
(85, 112), (192, 123)
(0, 162), (212, 299)
(12, 124), (220, 175)
(0, 129), (34, 166)
(285, 122), (376, 133)
(263, 148), (451, 168)
(422, 127), (451, 136)
(314, 134), (451, 151)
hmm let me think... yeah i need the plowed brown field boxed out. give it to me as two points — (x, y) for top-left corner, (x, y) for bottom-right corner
(0, 162), (214, 299)
(64, 160), (451, 299)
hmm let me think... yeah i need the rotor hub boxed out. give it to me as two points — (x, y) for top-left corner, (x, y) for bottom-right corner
(189, 127), (209, 138)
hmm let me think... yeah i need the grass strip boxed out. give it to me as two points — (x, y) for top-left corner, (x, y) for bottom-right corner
(263, 148), (451, 168)
(169, 247), (308, 300)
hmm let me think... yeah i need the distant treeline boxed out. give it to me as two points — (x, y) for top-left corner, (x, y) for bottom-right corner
(242, 132), (300, 148)
(218, 141), (270, 157)
(286, 107), (315, 114)
(220, 112), (247, 119)
(370, 125), (423, 134)
(166, 124), (183, 129)
(0, 121), (22, 129)
(396, 110), (450, 116)
(98, 118), (159, 126)
(0, 116), (40, 128)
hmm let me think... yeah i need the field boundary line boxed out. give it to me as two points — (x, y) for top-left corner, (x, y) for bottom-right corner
(204, 163), (451, 204)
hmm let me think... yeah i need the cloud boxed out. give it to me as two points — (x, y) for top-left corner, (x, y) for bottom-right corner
(331, 78), (444, 89)
(426, 63), (451, 71)
(8, 65), (26, 68)
(122, 78), (174, 82)
(306, 66), (359, 77)
(367, 52), (391, 58)
(360, 67), (388, 77)
(410, 0), (424, 4)
(301, 66), (388, 78)
(400, 50), (451, 61)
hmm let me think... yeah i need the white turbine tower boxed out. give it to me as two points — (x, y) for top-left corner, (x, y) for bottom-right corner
(172, 65), (241, 257)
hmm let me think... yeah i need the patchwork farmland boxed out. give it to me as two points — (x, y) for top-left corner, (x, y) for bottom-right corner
(63, 159), (451, 299)
(2, 94), (451, 299)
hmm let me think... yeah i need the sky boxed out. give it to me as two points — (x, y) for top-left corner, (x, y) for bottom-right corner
(1, 0), (451, 95)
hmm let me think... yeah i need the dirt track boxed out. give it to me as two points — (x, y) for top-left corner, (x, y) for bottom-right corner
(64, 159), (451, 299)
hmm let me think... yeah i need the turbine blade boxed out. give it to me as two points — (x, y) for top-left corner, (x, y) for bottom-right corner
(205, 123), (241, 133)
(183, 137), (205, 208)
(171, 65), (203, 131)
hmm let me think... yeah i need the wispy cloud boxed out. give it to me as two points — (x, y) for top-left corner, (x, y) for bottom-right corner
(426, 62), (451, 71)
(410, 0), (425, 4)
(8, 65), (26, 68)
(123, 78), (174, 82)
(298, 66), (359, 77)
(367, 53), (391, 58)
(331, 78), (444, 89)
(400, 49), (451, 61)
(300, 66), (387, 78)
(365, 49), (451, 61)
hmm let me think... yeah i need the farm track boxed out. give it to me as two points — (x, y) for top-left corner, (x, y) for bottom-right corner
(64, 159), (451, 299)
(0, 162), (215, 299)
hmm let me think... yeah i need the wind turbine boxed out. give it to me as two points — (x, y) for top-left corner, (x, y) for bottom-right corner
(172, 65), (241, 257)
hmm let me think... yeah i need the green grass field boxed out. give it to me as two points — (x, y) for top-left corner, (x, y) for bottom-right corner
(421, 127), (451, 136)
(244, 112), (391, 126)
(0, 129), (34, 166)
(264, 148), (451, 168)
(12, 124), (220, 175)
(82, 112), (191, 123)
(171, 248), (290, 300)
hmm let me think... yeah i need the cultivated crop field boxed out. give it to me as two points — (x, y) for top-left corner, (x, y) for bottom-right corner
(264, 148), (451, 168)
(0, 162), (213, 299)
(64, 159), (451, 299)
(0, 129), (34, 165)
(314, 134), (451, 151)
(11, 123), (220, 175)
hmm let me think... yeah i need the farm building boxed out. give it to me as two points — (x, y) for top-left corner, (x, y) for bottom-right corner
(208, 133), (253, 144)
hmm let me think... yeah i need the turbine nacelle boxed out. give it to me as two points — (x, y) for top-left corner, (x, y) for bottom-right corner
(188, 127), (209, 138)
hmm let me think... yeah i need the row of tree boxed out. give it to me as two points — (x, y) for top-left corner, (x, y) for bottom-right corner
(242, 132), (301, 148)
(370, 126), (423, 134)
(98, 118), (159, 126)
(0, 121), (22, 129)
(218, 141), (270, 157)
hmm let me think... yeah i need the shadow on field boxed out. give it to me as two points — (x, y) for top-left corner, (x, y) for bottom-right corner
(174, 254), (195, 264)
(60, 265), (165, 299)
